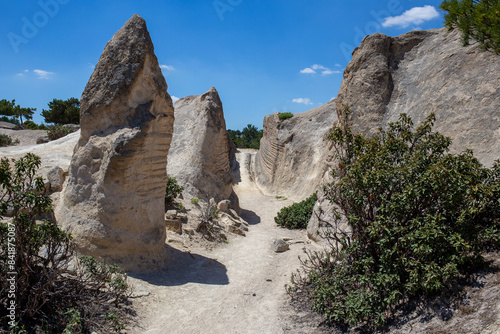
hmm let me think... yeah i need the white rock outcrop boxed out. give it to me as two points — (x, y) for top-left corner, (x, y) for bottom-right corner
(167, 87), (239, 210)
(55, 14), (174, 271)
(254, 101), (337, 202)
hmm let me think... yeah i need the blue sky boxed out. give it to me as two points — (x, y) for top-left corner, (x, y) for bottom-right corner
(0, 0), (445, 130)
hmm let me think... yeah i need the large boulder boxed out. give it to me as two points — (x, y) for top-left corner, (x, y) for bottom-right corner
(167, 87), (239, 210)
(336, 28), (500, 167)
(309, 28), (500, 242)
(55, 14), (174, 271)
(254, 101), (337, 202)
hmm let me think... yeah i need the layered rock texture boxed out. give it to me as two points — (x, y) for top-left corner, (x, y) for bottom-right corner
(55, 14), (174, 271)
(167, 88), (239, 210)
(254, 101), (337, 202)
(337, 28), (500, 167)
(309, 28), (500, 241)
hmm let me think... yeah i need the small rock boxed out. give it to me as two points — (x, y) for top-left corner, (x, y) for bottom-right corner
(217, 200), (231, 213)
(229, 209), (239, 219)
(165, 210), (178, 220)
(183, 227), (195, 236)
(47, 166), (65, 192)
(36, 136), (50, 144)
(130, 283), (150, 298)
(165, 219), (182, 234)
(177, 213), (188, 223)
(273, 238), (289, 253)
(209, 198), (217, 207)
(228, 225), (246, 236)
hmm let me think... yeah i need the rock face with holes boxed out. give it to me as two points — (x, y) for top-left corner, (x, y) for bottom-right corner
(254, 101), (337, 202)
(55, 14), (174, 271)
(167, 87), (239, 210)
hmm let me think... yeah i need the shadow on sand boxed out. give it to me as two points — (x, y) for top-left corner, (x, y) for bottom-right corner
(128, 245), (229, 287)
(240, 208), (261, 225)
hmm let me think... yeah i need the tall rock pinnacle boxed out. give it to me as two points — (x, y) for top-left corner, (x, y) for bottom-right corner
(55, 14), (174, 271)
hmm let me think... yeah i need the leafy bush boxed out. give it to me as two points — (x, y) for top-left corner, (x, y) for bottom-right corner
(0, 154), (131, 333)
(278, 112), (294, 121)
(289, 111), (500, 328)
(165, 176), (184, 206)
(47, 124), (75, 141)
(0, 134), (19, 147)
(275, 193), (317, 229)
(441, 0), (500, 54)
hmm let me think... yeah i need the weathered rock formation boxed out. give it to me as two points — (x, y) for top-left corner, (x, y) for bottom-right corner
(309, 28), (500, 241)
(337, 28), (500, 167)
(55, 14), (174, 271)
(167, 87), (239, 210)
(254, 101), (337, 202)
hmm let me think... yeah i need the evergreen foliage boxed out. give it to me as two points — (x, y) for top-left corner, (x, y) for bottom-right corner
(289, 109), (500, 328)
(228, 124), (263, 149)
(441, 0), (500, 54)
(0, 99), (36, 126)
(41, 98), (81, 125)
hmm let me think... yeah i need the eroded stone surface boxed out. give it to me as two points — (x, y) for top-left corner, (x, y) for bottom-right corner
(254, 101), (338, 202)
(168, 87), (239, 210)
(55, 14), (174, 271)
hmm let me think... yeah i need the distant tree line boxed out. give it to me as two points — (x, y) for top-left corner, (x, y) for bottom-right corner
(228, 124), (263, 149)
(0, 97), (80, 129)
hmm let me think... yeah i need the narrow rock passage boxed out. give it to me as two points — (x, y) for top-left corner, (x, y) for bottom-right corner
(129, 150), (320, 334)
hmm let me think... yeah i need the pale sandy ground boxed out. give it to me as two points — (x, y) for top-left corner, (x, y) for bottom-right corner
(128, 150), (324, 334)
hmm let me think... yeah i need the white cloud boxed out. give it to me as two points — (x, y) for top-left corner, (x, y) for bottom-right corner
(300, 67), (316, 74)
(160, 65), (175, 71)
(300, 64), (341, 75)
(171, 95), (180, 104)
(382, 6), (439, 28)
(33, 69), (55, 79)
(292, 98), (313, 105)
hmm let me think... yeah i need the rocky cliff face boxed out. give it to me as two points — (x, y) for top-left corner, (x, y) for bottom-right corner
(167, 87), (239, 210)
(310, 28), (500, 242)
(254, 101), (337, 202)
(55, 14), (174, 271)
(337, 28), (500, 167)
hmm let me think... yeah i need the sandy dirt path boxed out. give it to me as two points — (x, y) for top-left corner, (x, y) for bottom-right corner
(129, 150), (321, 334)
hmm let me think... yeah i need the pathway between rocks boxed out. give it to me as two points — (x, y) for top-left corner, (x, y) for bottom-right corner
(129, 150), (321, 333)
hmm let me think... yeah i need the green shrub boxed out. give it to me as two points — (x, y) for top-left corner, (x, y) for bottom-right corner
(165, 176), (184, 206)
(0, 116), (18, 125)
(441, 0), (500, 54)
(290, 111), (500, 328)
(0, 154), (131, 333)
(47, 124), (75, 141)
(0, 134), (19, 147)
(191, 197), (200, 205)
(22, 120), (48, 130)
(278, 112), (294, 121)
(275, 193), (317, 229)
